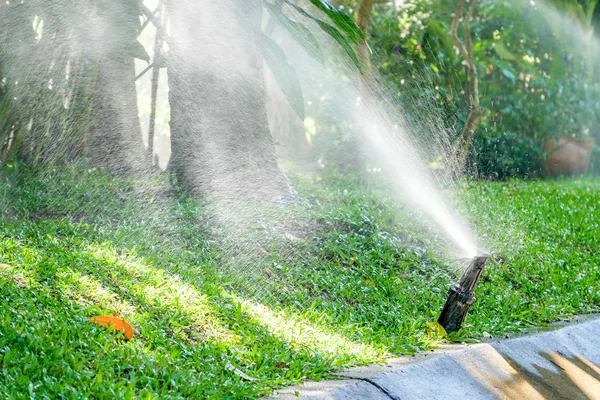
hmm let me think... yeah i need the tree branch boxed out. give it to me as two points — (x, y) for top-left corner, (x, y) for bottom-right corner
(356, 0), (374, 79)
(450, 0), (469, 65)
(356, 0), (374, 33)
(137, 5), (161, 36)
(464, 0), (480, 109)
(149, 5), (165, 166)
(139, 2), (170, 44)
(451, 0), (482, 168)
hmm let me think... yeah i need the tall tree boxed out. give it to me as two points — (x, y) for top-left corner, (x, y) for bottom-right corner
(88, 1), (147, 173)
(355, 0), (374, 80)
(0, 1), (93, 164)
(164, 0), (295, 202)
(0, 0), (145, 171)
(451, 0), (482, 168)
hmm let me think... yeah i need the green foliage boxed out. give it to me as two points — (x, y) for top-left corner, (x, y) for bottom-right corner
(476, 0), (600, 139)
(261, 34), (306, 119)
(1, 164), (600, 397)
(261, 0), (364, 118)
(264, 2), (326, 64)
(3, 0), (598, 179)
(0, 0), (145, 165)
(338, 0), (600, 178)
(311, 15), (363, 71)
(305, 0), (366, 43)
(128, 40), (151, 63)
(470, 130), (544, 179)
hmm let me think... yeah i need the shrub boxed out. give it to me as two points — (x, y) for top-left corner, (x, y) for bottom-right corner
(470, 130), (544, 179)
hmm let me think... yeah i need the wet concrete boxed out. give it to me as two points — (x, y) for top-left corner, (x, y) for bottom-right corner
(270, 316), (600, 399)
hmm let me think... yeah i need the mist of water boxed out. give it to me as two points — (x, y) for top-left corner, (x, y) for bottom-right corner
(264, 3), (481, 260)
(2, 0), (533, 315)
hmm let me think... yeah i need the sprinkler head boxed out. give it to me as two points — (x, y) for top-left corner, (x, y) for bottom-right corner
(437, 252), (490, 334)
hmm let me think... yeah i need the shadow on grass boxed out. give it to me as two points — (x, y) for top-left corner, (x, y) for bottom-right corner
(0, 164), (457, 397)
(0, 223), (386, 398)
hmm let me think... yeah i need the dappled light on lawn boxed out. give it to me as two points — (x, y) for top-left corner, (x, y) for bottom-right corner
(233, 295), (383, 363)
(0, 165), (599, 397)
(1, 0), (600, 397)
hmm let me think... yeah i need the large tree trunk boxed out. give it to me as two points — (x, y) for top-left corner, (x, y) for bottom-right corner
(356, 0), (374, 81)
(89, 56), (145, 173)
(165, 0), (295, 202)
(265, 65), (311, 165)
(88, 1), (146, 174)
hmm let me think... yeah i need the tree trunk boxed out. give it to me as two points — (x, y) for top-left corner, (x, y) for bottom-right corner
(356, 0), (374, 81)
(89, 57), (145, 173)
(88, 1), (146, 174)
(450, 0), (482, 170)
(165, 0), (295, 202)
(265, 63), (312, 166)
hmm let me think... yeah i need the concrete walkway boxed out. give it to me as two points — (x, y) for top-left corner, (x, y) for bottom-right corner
(271, 317), (600, 399)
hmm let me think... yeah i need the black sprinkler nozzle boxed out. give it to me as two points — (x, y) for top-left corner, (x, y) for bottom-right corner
(438, 253), (490, 334)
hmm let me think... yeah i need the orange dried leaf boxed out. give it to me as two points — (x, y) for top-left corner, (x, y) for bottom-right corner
(89, 316), (135, 340)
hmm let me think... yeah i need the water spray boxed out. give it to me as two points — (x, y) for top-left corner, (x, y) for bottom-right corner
(438, 252), (490, 334)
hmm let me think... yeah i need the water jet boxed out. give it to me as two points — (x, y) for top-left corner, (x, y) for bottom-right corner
(438, 252), (490, 334)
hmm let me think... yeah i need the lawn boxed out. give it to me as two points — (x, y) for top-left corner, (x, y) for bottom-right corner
(1, 163), (599, 398)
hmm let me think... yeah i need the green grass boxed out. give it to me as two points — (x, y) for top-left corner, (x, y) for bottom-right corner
(1, 162), (599, 398)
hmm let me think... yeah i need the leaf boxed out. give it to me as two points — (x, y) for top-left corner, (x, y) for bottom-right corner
(315, 20), (362, 72)
(260, 33), (305, 119)
(426, 19), (455, 60)
(89, 316), (135, 340)
(492, 59), (517, 82)
(493, 41), (517, 61)
(501, 68), (516, 81)
(305, 0), (365, 44)
(550, 54), (567, 80)
(225, 361), (258, 381)
(129, 40), (150, 63)
(425, 321), (447, 338)
(264, 2), (325, 64)
(481, 55), (519, 83)
(283, 0), (362, 72)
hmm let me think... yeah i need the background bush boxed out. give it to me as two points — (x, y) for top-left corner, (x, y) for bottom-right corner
(326, 0), (600, 179)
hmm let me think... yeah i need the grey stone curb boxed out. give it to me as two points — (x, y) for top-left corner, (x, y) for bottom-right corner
(269, 316), (600, 399)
